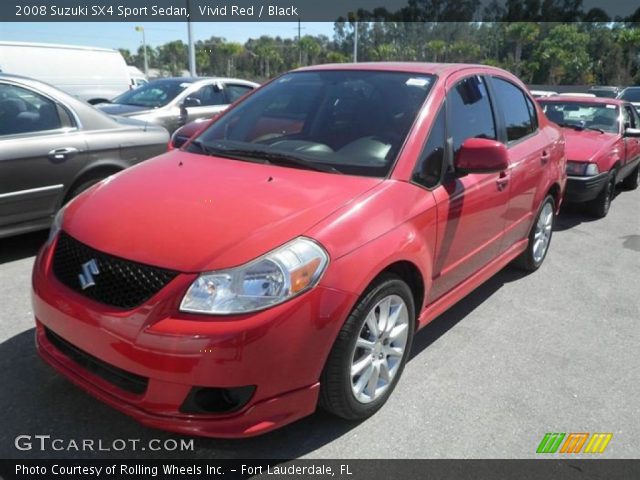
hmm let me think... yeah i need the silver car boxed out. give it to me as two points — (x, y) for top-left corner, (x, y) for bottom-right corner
(96, 77), (259, 134)
(0, 74), (169, 239)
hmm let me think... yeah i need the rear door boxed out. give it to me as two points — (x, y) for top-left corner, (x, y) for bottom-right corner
(487, 75), (550, 251)
(428, 75), (510, 301)
(0, 81), (87, 228)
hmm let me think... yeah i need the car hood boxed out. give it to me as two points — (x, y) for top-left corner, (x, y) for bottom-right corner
(63, 152), (381, 272)
(561, 128), (619, 162)
(96, 103), (152, 117)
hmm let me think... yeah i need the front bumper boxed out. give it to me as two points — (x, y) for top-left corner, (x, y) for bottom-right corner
(32, 238), (357, 438)
(564, 172), (609, 203)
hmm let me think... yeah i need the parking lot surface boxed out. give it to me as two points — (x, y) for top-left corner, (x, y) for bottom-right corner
(0, 187), (638, 459)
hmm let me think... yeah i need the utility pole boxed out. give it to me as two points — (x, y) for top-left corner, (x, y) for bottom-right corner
(187, 0), (196, 76)
(353, 18), (358, 62)
(298, 19), (302, 66)
(135, 26), (148, 77)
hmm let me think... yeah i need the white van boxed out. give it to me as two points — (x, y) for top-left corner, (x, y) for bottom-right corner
(0, 41), (131, 104)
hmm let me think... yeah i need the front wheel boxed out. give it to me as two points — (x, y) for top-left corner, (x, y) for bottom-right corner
(319, 274), (415, 420)
(587, 171), (616, 218)
(514, 195), (555, 272)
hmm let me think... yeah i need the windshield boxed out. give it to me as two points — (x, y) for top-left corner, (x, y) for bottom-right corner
(112, 79), (191, 108)
(539, 101), (620, 134)
(619, 88), (640, 102)
(189, 70), (435, 177)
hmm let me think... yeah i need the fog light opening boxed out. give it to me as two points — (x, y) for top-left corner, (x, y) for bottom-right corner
(180, 386), (255, 414)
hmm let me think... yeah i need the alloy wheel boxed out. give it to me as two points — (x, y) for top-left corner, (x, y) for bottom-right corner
(533, 201), (554, 264)
(350, 294), (409, 404)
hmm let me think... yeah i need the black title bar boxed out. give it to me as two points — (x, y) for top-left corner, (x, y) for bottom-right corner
(2, 0), (640, 22)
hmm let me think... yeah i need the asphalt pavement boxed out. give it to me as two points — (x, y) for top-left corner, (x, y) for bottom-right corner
(0, 185), (638, 459)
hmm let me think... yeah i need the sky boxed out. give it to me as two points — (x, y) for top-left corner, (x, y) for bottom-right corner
(0, 22), (336, 52)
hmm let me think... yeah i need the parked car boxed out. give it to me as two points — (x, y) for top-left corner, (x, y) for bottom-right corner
(0, 42), (131, 104)
(96, 77), (259, 134)
(33, 63), (566, 438)
(618, 86), (640, 111)
(587, 86), (621, 98)
(0, 74), (169, 239)
(539, 96), (640, 217)
(530, 89), (558, 98)
(560, 92), (597, 98)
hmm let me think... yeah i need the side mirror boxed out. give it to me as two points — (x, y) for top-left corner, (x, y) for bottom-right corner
(624, 127), (640, 138)
(182, 96), (201, 108)
(454, 138), (509, 174)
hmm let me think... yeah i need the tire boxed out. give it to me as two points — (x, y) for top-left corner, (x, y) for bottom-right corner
(319, 273), (415, 420)
(513, 195), (555, 272)
(587, 170), (616, 218)
(622, 164), (639, 190)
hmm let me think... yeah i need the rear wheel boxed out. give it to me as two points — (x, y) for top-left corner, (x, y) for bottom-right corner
(514, 195), (555, 272)
(587, 171), (616, 218)
(622, 164), (639, 190)
(64, 171), (118, 204)
(319, 274), (415, 420)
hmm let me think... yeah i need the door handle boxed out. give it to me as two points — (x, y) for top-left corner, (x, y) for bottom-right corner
(541, 150), (551, 164)
(496, 171), (509, 191)
(48, 147), (79, 162)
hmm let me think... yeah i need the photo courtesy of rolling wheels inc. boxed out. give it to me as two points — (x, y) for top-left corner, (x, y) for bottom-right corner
(0, 1), (639, 479)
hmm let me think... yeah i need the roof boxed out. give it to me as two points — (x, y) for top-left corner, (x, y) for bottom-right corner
(0, 40), (118, 53)
(540, 95), (626, 106)
(294, 62), (508, 77)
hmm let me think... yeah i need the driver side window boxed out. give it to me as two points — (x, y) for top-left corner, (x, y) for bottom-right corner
(623, 106), (636, 129)
(447, 76), (496, 158)
(191, 85), (227, 106)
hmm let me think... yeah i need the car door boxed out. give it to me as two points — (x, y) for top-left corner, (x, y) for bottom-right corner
(225, 83), (255, 104)
(622, 104), (640, 173)
(426, 75), (510, 301)
(0, 81), (87, 229)
(181, 82), (230, 124)
(487, 76), (551, 250)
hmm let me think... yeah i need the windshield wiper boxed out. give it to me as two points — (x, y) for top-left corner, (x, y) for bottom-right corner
(191, 144), (342, 174)
(558, 123), (605, 134)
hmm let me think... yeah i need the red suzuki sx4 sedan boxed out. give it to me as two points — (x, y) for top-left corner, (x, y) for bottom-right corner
(32, 63), (566, 438)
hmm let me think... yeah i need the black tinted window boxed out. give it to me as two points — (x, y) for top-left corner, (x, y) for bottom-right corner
(0, 83), (61, 136)
(413, 107), (445, 188)
(620, 88), (640, 102)
(492, 77), (535, 142)
(448, 76), (496, 156)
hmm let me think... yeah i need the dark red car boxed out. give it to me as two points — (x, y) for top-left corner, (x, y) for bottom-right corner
(32, 63), (566, 438)
(539, 96), (640, 217)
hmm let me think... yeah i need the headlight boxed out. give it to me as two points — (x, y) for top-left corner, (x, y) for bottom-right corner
(47, 208), (65, 245)
(180, 237), (329, 315)
(566, 161), (599, 176)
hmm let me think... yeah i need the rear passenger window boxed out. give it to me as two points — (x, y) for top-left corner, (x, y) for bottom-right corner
(448, 76), (496, 157)
(492, 77), (535, 142)
(413, 106), (446, 188)
(0, 83), (62, 136)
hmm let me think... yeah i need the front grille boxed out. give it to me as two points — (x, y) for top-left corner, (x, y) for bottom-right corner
(52, 231), (178, 309)
(45, 328), (149, 395)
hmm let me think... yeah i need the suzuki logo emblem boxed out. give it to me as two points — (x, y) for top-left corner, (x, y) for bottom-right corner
(78, 259), (100, 289)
